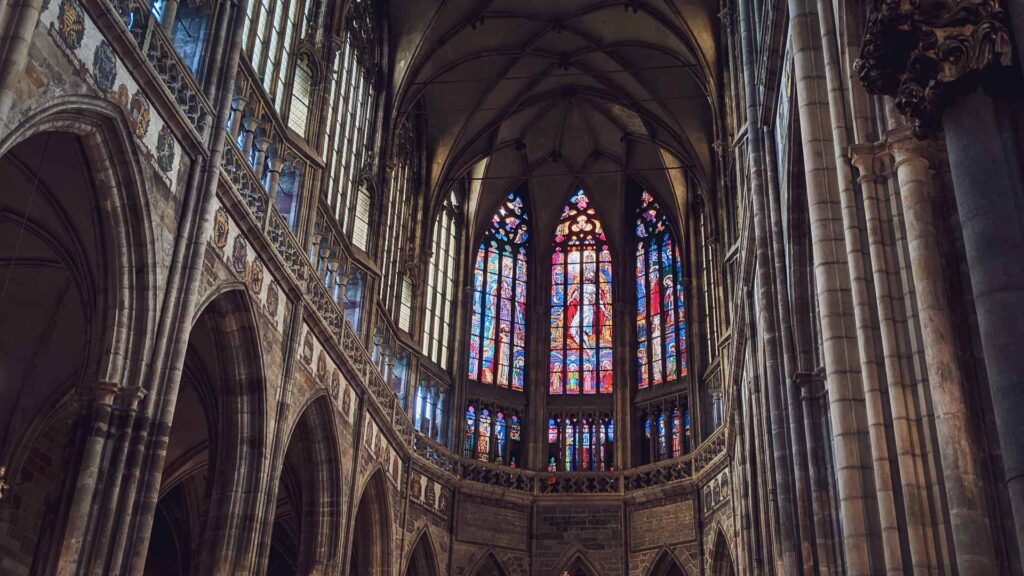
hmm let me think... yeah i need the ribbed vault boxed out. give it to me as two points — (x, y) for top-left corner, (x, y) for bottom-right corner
(388, 0), (720, 231)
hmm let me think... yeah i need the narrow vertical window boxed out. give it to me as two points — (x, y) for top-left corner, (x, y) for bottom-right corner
(423, 193), (459, 368)
(287, 57), (312, 134)
(467, 192), (529, 390)
(463, 405), (476, 458)
(398, 275), (414, 332)
(635, 191), (688, 388)
(549, 189), (613, 395)
(476, 408), (492, 461)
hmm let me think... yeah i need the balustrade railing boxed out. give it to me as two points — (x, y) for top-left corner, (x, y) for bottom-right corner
(109, 0), (211, 135)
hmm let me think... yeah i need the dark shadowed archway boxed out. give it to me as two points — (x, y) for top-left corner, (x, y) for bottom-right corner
(265, 394), (345, 575)
(143, 288), (267, 576)
(0, 110), (152, 574)
(404, 529), (439, 576)
(349, 469), (392, 576)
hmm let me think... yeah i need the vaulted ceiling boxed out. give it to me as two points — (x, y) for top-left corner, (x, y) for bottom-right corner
(387, 0), (721, 240)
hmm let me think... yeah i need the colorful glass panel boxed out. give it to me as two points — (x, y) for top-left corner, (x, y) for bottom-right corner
(549, 189), (613, 394)
(477, 408), (491, 461)
(634, 191), (689, 388)
(467, 193), (529, 390)
(464, 405), (476, 457)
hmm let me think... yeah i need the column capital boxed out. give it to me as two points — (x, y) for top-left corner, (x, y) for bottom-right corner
(886, 123), (933, 170)
(856, 0), (1014, 137)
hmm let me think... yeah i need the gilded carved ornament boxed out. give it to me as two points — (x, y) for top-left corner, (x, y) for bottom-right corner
(856, 0), (1014, 137)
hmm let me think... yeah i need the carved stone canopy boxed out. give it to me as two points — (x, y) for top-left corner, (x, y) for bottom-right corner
(856, 0), (1014, 137)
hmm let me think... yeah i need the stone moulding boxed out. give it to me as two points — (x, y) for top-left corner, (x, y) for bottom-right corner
(855, 0), (1014, 137)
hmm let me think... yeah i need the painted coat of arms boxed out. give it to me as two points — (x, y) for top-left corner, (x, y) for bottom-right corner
(92, 41), (117, 92)
(129, 90), (151, 138)
(57, 0), (85, 50)
(212, 208), (229, 249)
(231, 235), (247, 273)
(157, 126), (176, 173)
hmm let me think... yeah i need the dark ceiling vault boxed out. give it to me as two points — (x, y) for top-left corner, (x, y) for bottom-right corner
(388, 0), (721, 234)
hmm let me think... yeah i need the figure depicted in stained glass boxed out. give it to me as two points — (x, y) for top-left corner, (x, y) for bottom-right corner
(467, 193), (529, 391)
(634, 191), (688, 389)
(550, 189), (614, 395)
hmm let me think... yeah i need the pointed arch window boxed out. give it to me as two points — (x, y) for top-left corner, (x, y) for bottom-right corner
(381, 118), (418, 320)
(549, 189), (613, 395)
(322, 0), (379, 247)
(423, 193), (460, 368)
(635, 191), (688, 388)
(546, 414), (614, 471)
(467, 192), (529, 391)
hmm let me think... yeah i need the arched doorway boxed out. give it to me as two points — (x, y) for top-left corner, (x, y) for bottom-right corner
(404, 531), (439, 576)
(0, 125), (148, 573)
(142, 289), (267, 576)
(349, 470), (392, 576)
(558, 553), (599, 576)
(266, 395), (344, 575)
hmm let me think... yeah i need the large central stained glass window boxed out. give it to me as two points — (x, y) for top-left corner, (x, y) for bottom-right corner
(467, 193), (529, 391)
(549, 189), (613, 395)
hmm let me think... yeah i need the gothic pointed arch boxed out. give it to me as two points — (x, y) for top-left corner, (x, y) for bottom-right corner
(709, 528), (735, 576)
(0, 101), (157, 573)
(468, 551), (509, 576)
(467, 190), (530, 391)
(349, 468), (393, 576)
(144, 287), (269, 575)
(403, 528), (440, 576)
(647, 548), (687, 576)
(549, 187), (614, 396)
(265, 394), (344, 574)
(556, 549), (601, 576)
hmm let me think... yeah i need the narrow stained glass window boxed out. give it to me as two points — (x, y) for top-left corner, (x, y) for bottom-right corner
(549, 189), (613, 395)
(467, 192), (529, 391)
(635, 191), (688, 389)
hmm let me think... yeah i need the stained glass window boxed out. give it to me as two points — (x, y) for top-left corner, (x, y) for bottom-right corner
(546, 413), (614, 471)
(641, 403), (689, 464)
(635, 191), (688, 388)
(467, 192), (529, 391)
(549, 190), (613, 395)
(463, 405), (476, 457)
(463, 402), (522, 465)
(477, 409), (492, 461)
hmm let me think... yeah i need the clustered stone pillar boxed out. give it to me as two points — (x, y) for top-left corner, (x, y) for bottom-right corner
(788, 0), (880, 569)
(858, 0), (1024, 565)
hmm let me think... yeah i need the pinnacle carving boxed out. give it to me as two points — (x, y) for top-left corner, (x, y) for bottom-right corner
(855, 0), (1013, 137)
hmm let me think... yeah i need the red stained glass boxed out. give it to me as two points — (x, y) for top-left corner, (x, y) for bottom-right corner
(550, 189), (613, 395)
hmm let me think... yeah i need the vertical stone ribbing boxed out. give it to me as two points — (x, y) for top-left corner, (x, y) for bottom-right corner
(850, 142), (939, 574)
(891, 126), (998, 574)
(735, 0), (800, 570)
(786, 0), (881, 571)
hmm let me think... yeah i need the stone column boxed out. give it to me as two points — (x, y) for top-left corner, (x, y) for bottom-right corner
(734, 0), (801, 569)
(160, 0), (179, 32)
(789, 0), (880, 569)
(889, 126), (998, 573)
(228, 97), (248, 140)
(857, 0), (1024, 563)
(850, 141), (940, 573)
(55, 381), (120, 576)
(943, 87), (1024, 564)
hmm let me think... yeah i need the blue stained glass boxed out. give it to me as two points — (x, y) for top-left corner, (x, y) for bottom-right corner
(469, 193), (529, 390)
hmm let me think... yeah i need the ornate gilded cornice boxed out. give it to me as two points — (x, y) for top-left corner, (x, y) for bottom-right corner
(856, 0), (1014, 137)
